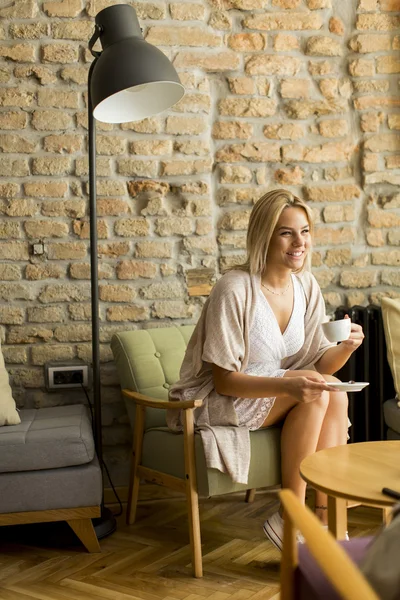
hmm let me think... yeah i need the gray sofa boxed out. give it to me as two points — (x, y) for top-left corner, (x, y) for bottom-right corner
(0, 404), (102, 552)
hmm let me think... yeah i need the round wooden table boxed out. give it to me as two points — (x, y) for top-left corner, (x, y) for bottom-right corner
(300, 441), (400, 539)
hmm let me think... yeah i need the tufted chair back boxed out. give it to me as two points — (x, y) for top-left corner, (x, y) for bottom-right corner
(111, 326), (195, 430)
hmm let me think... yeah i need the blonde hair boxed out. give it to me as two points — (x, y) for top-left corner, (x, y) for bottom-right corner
(228, 189), (314, 276)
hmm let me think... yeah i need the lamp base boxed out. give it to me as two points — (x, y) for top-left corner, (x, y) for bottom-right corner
(92, 506), (117, 540)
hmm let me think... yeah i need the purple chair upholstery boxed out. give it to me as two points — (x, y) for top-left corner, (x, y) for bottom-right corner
(294, 537), (374, 600)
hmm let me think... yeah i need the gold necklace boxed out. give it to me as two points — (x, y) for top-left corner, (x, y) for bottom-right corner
(261, 279), (291, 296)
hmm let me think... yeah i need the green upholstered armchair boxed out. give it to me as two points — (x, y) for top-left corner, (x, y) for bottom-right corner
(111, 325), (281, 577)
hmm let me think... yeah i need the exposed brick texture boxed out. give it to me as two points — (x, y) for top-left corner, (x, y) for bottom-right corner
(0, 0), (399, 485)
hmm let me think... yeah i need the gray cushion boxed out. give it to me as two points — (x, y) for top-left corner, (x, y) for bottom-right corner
(383, 398), (400, 436)
(0, 456), (102, 513)
(0, 405), (95, 474)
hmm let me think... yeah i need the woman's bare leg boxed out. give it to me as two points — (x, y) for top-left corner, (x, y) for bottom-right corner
(314, 374), (349, 524)
(261, 370), (348, 524)
(261, 370), (329, 506)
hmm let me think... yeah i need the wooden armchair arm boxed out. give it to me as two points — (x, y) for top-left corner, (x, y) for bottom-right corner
(122, 389), (203, 411)
(279, 489), (378, 600)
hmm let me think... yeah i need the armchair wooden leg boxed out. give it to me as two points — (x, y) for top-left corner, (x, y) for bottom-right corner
(127, 404), (145, 526)
(245, 489), (256, 503)
(182, 408), (203, 578)
(67, 518), (101, 553)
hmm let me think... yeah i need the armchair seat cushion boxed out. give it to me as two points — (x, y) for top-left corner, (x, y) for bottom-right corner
(294, 536), (374, 600)
(111, 325), (282, 502)
(0, 405), (95, 474)
(142, 425), (281, 497)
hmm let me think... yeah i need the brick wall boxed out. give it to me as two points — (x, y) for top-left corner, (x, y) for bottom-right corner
(0, 0), (399, 484)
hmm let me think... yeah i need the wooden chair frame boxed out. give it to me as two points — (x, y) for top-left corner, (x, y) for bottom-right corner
(123, 389), (256, 578)
(123, 389), (203, 577)
(279, 489), (378, 600)
(0, 505), (101, 553)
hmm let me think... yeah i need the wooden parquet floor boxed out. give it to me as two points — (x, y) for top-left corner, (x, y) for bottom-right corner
(0, 489), (383, 600)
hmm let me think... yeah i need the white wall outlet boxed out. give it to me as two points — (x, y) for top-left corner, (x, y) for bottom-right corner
(46, 364), (89, 390)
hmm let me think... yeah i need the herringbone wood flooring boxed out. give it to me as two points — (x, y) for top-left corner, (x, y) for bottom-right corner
(0, 487), (383, 600)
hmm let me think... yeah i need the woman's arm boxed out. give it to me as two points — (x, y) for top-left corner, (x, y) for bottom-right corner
(212, 364), (336, 403)
(314, 343), (354, 375)
(212, 365), (288, 398)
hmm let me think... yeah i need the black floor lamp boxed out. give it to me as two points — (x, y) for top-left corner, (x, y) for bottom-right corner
(87, 4), (184, 538)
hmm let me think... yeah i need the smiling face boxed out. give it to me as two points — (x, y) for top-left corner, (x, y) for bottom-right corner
(266, 207), (311, 271)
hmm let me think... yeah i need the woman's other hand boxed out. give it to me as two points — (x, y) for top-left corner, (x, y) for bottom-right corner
(340, 314), (364, 352)
(284, 376), (338, 404)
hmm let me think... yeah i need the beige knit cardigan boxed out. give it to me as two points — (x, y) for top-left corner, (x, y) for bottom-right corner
(167, 269), (335, 484)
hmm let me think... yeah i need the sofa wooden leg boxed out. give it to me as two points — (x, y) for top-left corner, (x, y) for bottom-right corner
(245, 489), (256, 503)
(67, 518), (101, 553)
(183, 408), (203, 578)
(127, 405), (145, 526)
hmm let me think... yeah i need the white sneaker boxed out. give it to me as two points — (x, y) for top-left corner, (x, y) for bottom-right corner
(263, 512), (306, 551)
(263, 514), (349, 551)
(263, 511), (284, 551)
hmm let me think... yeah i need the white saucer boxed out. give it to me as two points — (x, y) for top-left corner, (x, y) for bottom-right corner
(326, 382), (369, 392)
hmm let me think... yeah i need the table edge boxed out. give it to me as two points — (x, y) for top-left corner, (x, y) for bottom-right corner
(300, 470), (395, 506)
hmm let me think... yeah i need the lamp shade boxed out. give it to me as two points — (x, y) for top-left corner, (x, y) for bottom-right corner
(90, 4), (184, 124)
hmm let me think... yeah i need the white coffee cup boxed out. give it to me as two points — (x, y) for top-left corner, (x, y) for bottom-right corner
(322, 318), (351, 343)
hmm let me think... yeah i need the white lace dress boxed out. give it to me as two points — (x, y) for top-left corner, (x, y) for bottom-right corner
(233, 274), (306, 430)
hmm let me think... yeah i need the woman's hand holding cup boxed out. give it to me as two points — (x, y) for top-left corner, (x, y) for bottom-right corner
(339, 314), (364, 351)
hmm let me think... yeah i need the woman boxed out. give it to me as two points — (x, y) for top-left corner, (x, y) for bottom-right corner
(167, 189), (364, 550)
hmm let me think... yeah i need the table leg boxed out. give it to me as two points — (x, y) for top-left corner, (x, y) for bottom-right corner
(382, 506), (392, 526)
(327, 496), (347, 540)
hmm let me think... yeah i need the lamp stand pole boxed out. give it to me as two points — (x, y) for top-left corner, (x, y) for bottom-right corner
(85, 5), (184, 540)
(88, 58), (117, 539)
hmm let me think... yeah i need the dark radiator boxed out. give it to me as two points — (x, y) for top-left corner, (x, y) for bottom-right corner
(334, 305), (395, 443)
